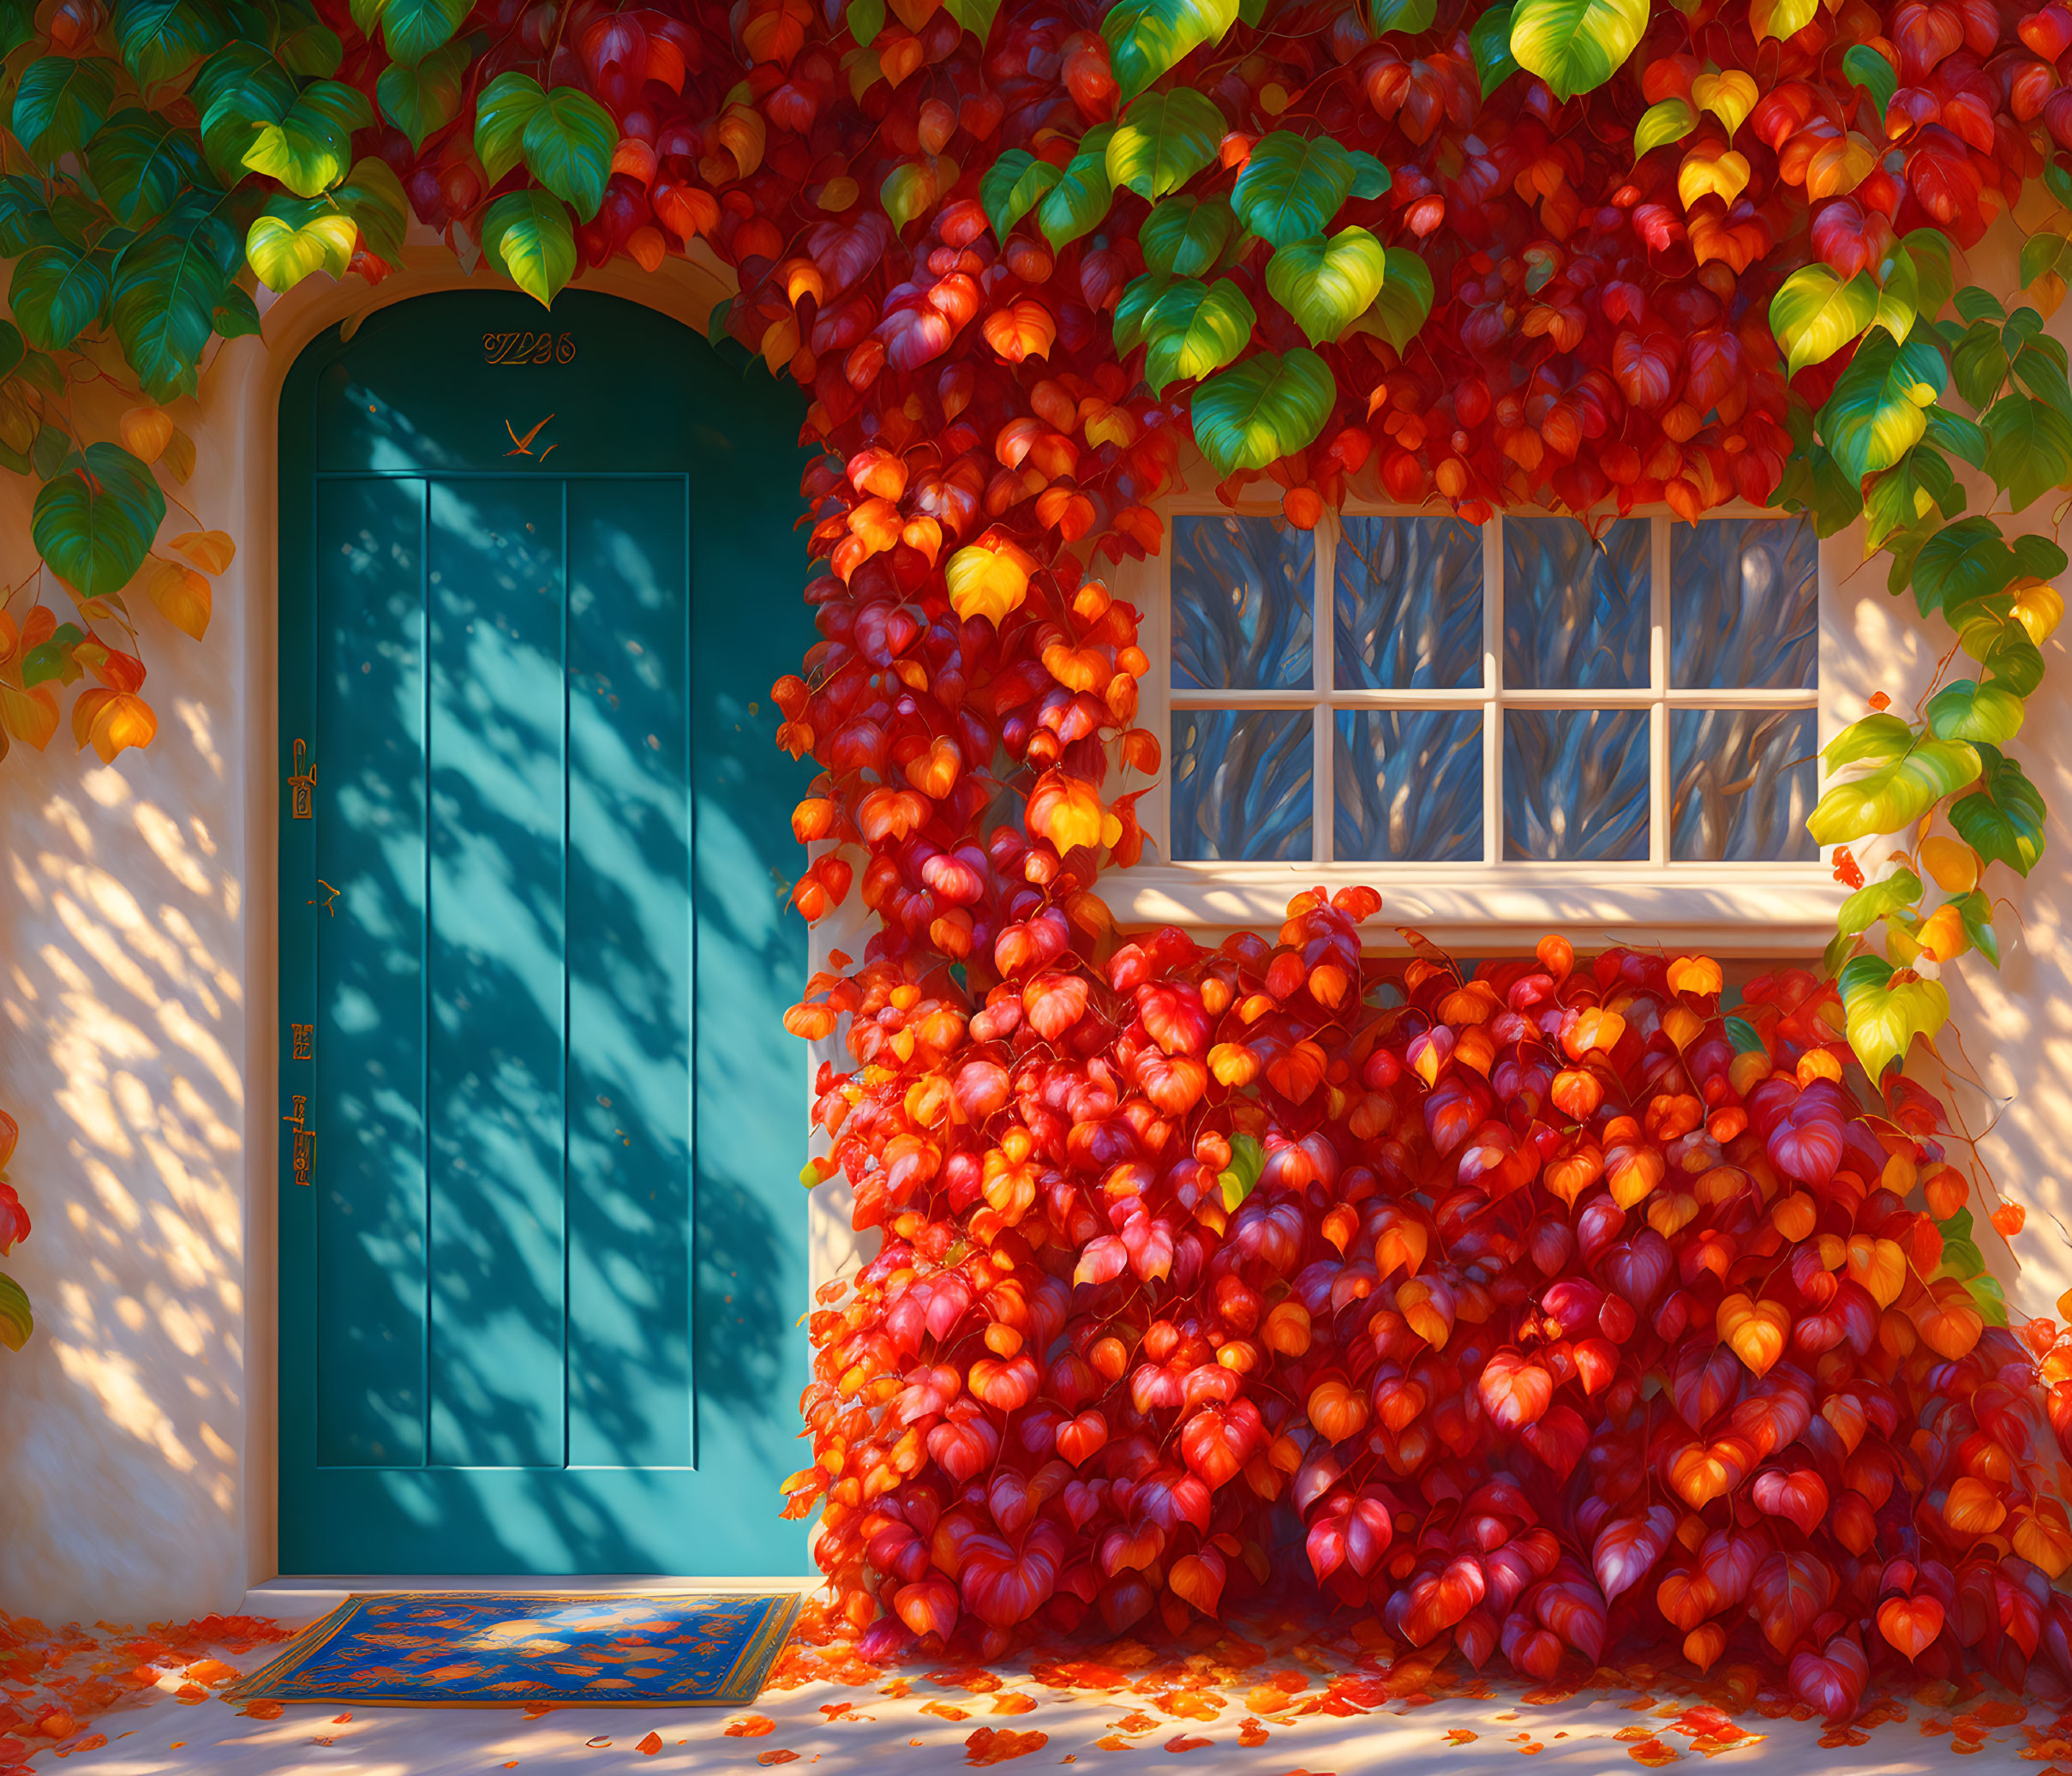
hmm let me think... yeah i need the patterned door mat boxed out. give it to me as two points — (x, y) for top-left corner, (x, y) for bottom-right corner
(221, 1592), (804, 1707)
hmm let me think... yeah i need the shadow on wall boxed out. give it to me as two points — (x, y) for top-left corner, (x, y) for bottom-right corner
(0, 699), (250, 1622)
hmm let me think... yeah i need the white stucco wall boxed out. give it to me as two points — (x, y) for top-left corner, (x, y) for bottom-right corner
(2, 218), (2069, 1624)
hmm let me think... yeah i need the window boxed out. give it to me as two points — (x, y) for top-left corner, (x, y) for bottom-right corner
(1161, 510), (1820, 869)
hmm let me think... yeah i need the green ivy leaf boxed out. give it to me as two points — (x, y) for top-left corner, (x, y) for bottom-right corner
(979, 148), (1063, 244)
(86, 109), (211, 231)
(1369, 0), (1435, 30)
(31, 441), (166, 597)
(1112, 271), (1173, 354)
(1837, 953), (1949, 1081)
(1634, 97), (1696, 158)
(1821, 330), (1945, 483)
(0, 0), (32, 60)
(0, 1271), (29, 1353)
(1231, 130), (1356, 248)
(1770, 264), (1877, 379)
(941, 0), (1003, 41)
(1508, 0), (1647, 102)
(114, 0), (227, 86)
(111, 190), (237, 401)
(1101, 0), (1241, 104)
(1038, 124), (1115, 251)
(1925, 677), (2025, 746)
(1955, 888), (2000, 968)
(193, 40), (298, 183)
(1191, 345), (1334, 473)
(1141, 278), (1256, 393)
(1984, 393), (2072, 511)
(1920, 404), (1985, 471)
(1966, 1272), (2009, 1326)
(0, 175), (63, 256)
(1912, 517), (2015, 621)
(246, 191), (357, 288)
(378, 39), (468, 153)
(1871, 243), (1918, 344)
(1957, 616), (2045, 699)
(9, 242), (110, 351)
(278, 14), (344, 75)
(1808, 735), (1980, 845)
(1141, 195), (1236, 277)
(1469, 3), (1518, 95)
(1822, 710), (1913, 771)
(332, 154), (409, 264)
(12, 56), (120, 167)
(2023, 231), (2072, 291)
(1218, 1131), (1265, 1212)
(1841, 42), (1895, 120)
(214, 280), (261, 339)
(364, 0), (468, 64)
(482, 187), (577, 308)
(846, 0), (883, 40)
(1106, 87), (1224, 201)
(1347, 150), (1391, 201)
(21, 621), (85, 687)
(1948, 744), (2046, 875)
(472, 74), (615, 220)
(240, 78), (369, 196)
(1951, 318), (2009, 409)
(1826, 866), (1921, 975)
(1264, 225), (1386, 346)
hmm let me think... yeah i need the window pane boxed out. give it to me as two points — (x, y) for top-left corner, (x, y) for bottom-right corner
(1171, 514), (1314, 690)
(1504, 710), (1649, 860)
(1502, 517), (1650, 688)
(1171, 709), (1312, 860)
(1671, 709), (1818, 861)
(1671, 515), (1817, 689)
(1334, 516), (1483, 690)
(1334, 711), (1482, 861)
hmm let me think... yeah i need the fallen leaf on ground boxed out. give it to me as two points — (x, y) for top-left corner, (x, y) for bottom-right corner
(725, 1715), (776, 1737)
(1629, 1743), (1680, 1767)
(964, 1726), (1047, 1765)
(239, 1701), (282, 1719)
(1238, 1719), (1268, 1746)
(991, 1693), (1036, 1714)
(637, 1731), (662, 1755)
(932, 1668), (1004, 1694)
(584, 1737), (612, 1749)
(757, 1752), (799, 1767)
(880, 1677), (913, 1698)
(1444, 1731), (1477, 1744)
(183, 1661), (237, 1685)
(1165, 1735), (1213, 1753)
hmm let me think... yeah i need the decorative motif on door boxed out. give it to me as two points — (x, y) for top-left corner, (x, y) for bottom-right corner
(289, 738), (316, 818)
(283, 1095), (316, 1187)
(504, 414), (557, 461)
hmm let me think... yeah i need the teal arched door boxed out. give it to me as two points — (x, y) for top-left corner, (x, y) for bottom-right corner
(277, 289), (814, 1574)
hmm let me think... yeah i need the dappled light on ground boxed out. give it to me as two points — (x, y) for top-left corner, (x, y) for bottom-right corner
(0, 1601), (2057, 1774)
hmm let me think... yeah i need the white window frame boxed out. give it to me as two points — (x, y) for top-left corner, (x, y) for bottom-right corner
(1110, 495), (1848, 956)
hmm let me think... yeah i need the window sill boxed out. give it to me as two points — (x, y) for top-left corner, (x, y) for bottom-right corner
(1107, 864), (1846, 957)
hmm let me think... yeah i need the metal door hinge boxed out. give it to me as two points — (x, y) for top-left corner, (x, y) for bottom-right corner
(289, 739), (316, 819)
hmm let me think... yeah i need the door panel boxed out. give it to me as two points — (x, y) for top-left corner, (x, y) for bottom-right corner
(278, 291), (813, 1573)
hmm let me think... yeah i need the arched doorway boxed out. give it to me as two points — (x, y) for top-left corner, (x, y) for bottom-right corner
(276, 288), (814, 1574)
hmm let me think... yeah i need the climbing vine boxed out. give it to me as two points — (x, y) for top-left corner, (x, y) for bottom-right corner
(7, 0), (2072, 1702)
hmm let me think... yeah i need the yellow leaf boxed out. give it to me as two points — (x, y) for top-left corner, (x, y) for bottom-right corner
(945, 539), (1033, 625)
(0, 681), (57, 750)
(1691, 69), (1759, 135)
(149, 559), (212, 640)
(1678, 145), (1751, 210)
(170, 529), (236, 573)
(88, 691), (157, 762)
(120, 405), (174, 464)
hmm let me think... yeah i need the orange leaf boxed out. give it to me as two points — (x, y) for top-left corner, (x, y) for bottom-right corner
(636, 1731), (662, 1755)
(756, 1752), (799, 1767)
(963, 1726), (1048, 1764)
(725, 1715), (776, 1737)
(1164, 1736), (1213, 1753)
(148, 559), (212, 640)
